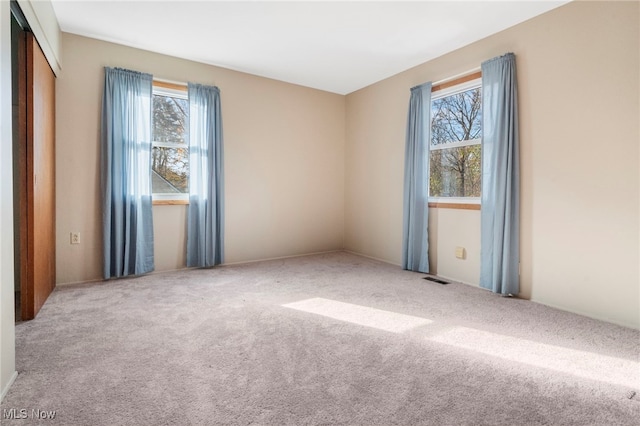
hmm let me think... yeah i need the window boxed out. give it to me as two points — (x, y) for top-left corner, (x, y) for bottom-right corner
(152, 82), (189, 203)
(430, 75), (482, 204)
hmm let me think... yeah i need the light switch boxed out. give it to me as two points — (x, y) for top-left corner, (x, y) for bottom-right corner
(455, 246), (465, 259)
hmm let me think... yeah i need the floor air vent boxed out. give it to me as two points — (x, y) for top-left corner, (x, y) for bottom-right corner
(424, 276), (449, 285)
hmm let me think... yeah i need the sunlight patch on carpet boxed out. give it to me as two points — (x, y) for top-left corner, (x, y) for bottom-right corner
(430, 327), (640, 388)
(283, 298), (433, 333)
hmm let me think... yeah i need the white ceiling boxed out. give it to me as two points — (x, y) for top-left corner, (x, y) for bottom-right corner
(50, 1), (570, 95)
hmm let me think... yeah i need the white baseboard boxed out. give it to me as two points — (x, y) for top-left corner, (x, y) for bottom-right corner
(1, 370), (18, 403)
(56, 277), (104, 287)
(222, 250), (343, 267)
(342, 250), (402, 267)
(56, 250), (345, 286)
(435, 273), (479, 288)
(529, 299), (640, 331)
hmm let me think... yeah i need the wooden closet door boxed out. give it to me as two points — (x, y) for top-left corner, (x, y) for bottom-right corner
(21, 33), (56, 320)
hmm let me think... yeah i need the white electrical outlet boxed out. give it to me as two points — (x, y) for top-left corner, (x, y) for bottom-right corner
(70, 232), (80, 245)
(455, 246), (465, 259)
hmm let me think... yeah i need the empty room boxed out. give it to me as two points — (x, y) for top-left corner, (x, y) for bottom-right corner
(0, 0), (638, 424)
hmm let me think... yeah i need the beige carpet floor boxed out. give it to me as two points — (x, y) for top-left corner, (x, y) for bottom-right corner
(1, 252), (639, 425)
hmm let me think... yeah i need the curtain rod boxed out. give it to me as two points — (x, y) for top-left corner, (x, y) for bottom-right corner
(154, 77), (188, 87)
(432, 66), (481, 86)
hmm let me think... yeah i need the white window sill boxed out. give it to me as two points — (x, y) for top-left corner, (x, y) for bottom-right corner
(428, 197), (480, 211)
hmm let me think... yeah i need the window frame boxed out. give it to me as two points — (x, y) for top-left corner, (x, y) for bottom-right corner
(151, 82), (189, 205)
(428, 75), (482, 208)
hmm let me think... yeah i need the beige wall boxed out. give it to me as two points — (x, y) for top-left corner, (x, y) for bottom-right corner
(428, 209), (481, 286)
(56, 33), (345, 285)
(345, 1), (639, 329)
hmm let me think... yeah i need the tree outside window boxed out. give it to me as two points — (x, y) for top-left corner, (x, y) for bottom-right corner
(430, 84), (481, 199)
(152, 88), (189, 198)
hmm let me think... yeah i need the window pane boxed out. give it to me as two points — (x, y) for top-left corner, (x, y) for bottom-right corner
(431, 87), (481, 146)
(429, 145), (481, 197)
(153, 94), (188, 144)
(152, 146), (189, 193)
